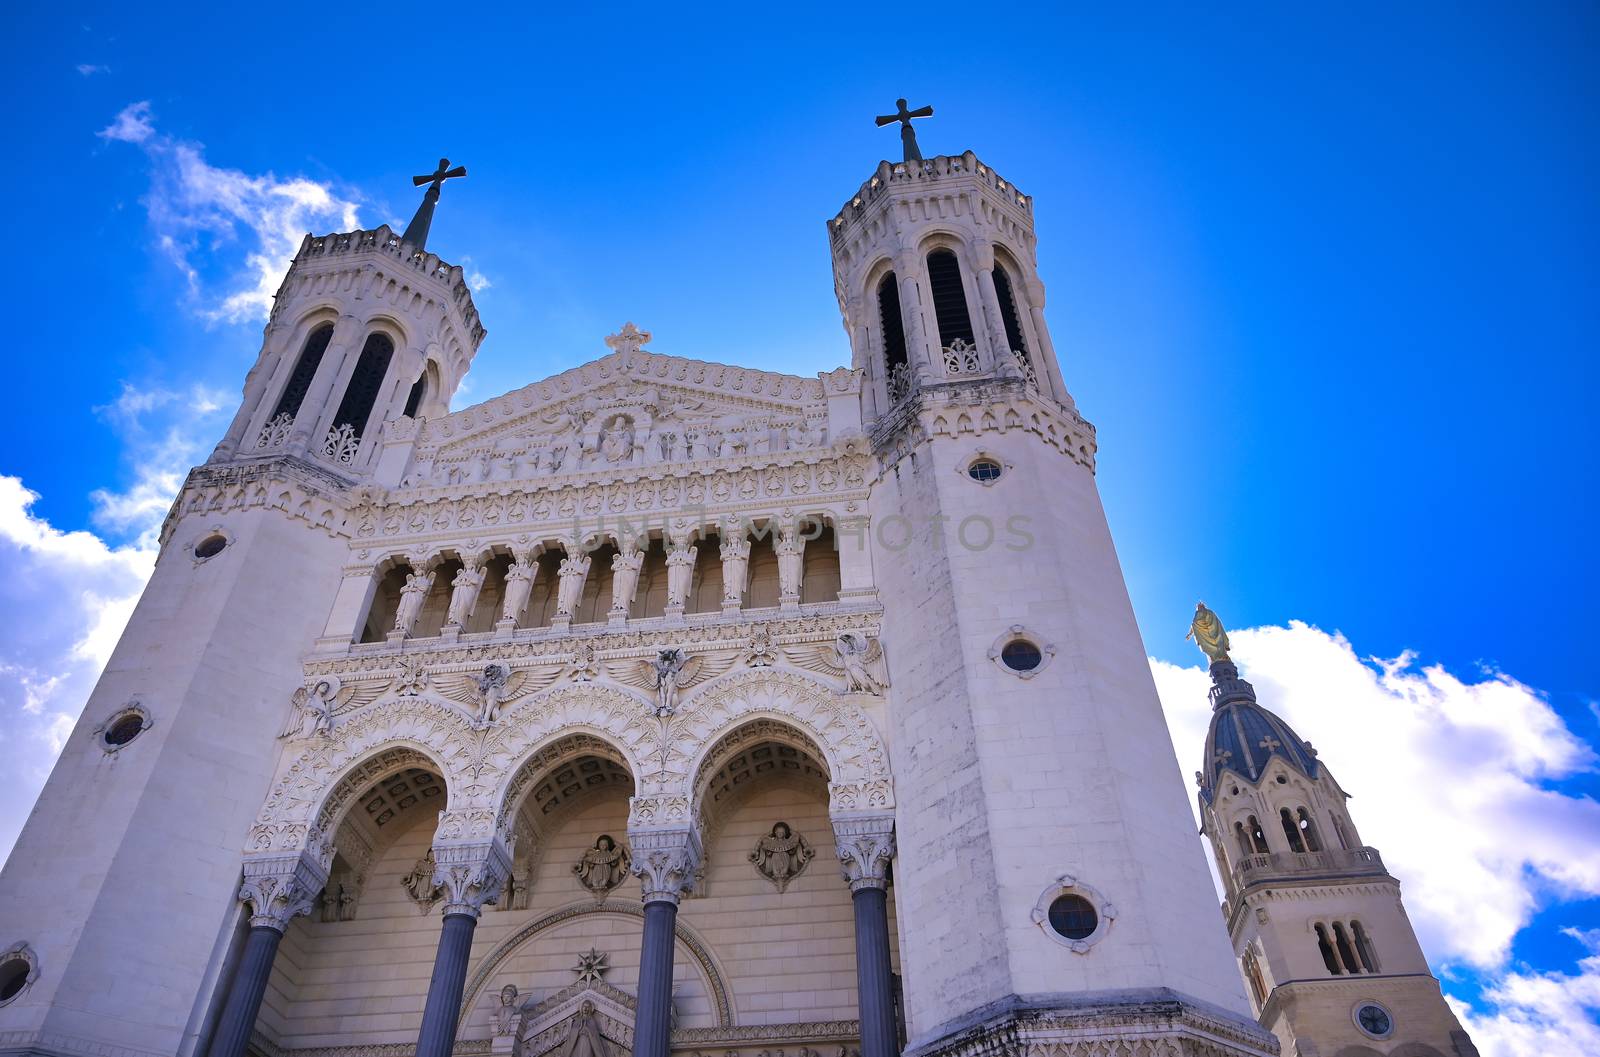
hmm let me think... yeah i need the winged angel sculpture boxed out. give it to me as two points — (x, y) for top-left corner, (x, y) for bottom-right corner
(278, 676), (391, 740)
(612, 647), (737, 717)
(435, 662), (562, 729)
(787, 631), (890, 695)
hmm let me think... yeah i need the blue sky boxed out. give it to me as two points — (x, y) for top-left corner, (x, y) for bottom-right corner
(2, 4), (1596, 1053)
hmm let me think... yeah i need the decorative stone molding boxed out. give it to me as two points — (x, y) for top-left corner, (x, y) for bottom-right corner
(431, 836), (513, 918)
(628, 827), (701, 904)
(239, 850), (328, 931)
(988, 625), (1057, 681)
(160, 456), (358, 548)
(1030, 874), (1117, 954)
(870, 376), (1096, 474)
(833, 815), (895, 892)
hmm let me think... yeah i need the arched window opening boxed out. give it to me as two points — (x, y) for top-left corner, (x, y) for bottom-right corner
(1234, 821), (1253, 857)
(1242, 947), (1268, 1008)
(1352, 921), (1379, 973)
(992, 265), (1029, 357)
(1315, 924), (1342, 974)
(360, 565), (410, 643)
(877, 273), (908, 371)
(925, 249), (975, 351)
(1332, 816), (1352, 850)
(269, 323), (334, 422)
(1296, 807), (1323, 852)
(329, 333), (396, 443)
(745, 525), (781, 609)
(1245, 815), (1269, 854)
(1332, 922), (1362, 974)
(800, 526), (842, 604)
(403, 373), (427, 418)
(1280, 808), (1307, 853)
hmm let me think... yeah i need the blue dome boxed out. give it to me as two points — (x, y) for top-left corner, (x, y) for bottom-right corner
(1200, 663), (1319, 803)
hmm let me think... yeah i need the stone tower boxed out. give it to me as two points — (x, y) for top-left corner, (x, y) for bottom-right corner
(1195, 651), (1478, 1057)
(0, 221), (483, 1055)
(827, 145), (1274, 1055)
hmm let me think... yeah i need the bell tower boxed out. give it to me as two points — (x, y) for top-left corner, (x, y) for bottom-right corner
(830, 107), (1275, 1057)
(1191, 610), (1478, 1057)
(0, 169), (484, 1056)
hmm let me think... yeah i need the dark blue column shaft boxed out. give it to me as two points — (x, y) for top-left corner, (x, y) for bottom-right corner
(634, 900), (679, 1057)
(416, 912), (479, 1057)
(853, 886), (899, 1057)
(208, 926), (283, 1057)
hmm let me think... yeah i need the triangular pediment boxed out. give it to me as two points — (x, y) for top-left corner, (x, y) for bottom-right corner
(516, 981), (637, 1057)
(404, 350), (852, 485)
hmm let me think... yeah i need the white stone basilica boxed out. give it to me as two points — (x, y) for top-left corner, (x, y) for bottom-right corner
(0, 125), (1468, 1057)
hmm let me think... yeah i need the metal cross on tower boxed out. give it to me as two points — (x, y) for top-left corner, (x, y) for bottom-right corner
(401, 157), (467, 252)
(875, 98), (934, 163)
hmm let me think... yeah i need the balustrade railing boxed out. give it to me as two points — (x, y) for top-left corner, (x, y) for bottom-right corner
(254, 412), (294, 451)
(941, 339), (981, 377)
(319, 424), (361, 466)
(1232, 846), (1387, 888)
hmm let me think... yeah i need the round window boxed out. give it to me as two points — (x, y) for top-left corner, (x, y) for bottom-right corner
(1047, 894), (1098, 940)
(104, 713), (145, 748)
(0, 957), (28, 1002)
(1355, 1003), (1393, 1038)
(967, 459), (1003, 482)
(194, 534), (228, 560)
(1000, 640), (1043, 672)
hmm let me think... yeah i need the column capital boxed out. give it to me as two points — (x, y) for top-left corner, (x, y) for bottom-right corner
(239, 851), (328, 932)
(628, 828), (702, 905)
(431, 838), (513, 919)
(833, 815), (896, 892)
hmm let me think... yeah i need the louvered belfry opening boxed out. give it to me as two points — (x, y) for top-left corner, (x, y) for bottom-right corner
(877, 273), (908, 371)
(332, 333), (396, 437)
(271, 323), (334, 421)
(992, 266), (1028, 356)
(926, 249), (975, 348)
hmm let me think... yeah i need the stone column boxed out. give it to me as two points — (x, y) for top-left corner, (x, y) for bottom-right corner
(552, 542), (592, 631)
(497, 550), (538, 634)
(212, 321), (290, 461)
(969, 241), (1013, 375)
(415, 838), (512, 1057)
(893, 250), (934, 379)
(776, 519), (806, 609)
(719, 515), (749, 613)
(836, 817), (898, 1057)
(288, 313), (360, 455)
(664, 521), (697, 621)
(210, 853), (325, 1057)
(629, 829), (701, 1057)
(1024, 278), (1068, 406)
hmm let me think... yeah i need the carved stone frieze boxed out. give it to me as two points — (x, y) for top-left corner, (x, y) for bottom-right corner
(161, 455), (360, 547)
(869, 376), (1097, 475)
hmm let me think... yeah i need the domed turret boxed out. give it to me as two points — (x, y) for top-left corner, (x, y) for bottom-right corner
(1199, 660), (1320, 804)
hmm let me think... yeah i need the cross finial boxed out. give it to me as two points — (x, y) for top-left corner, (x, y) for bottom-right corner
(604, 322), (652, 357)
(875, 98), (934, 163)
(400, 156), (467, 252)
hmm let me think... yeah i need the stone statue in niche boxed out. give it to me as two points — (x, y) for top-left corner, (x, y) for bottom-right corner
(574, 835), (631, 897)
(560, 1000), (611, 1057)
(392, 570), (432, 635)
(446, 561), (485, 627)
(665, 542), (697, 610)
(750, 822), (815, 892)
(493, 984), (520, 1036)
(501, 554), (537, 624)
(600, 415), (635, 463)
(402, 851), (442, 911)
(555, 550), (592, 618)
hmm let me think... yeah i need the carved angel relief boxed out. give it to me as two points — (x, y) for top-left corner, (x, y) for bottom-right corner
(612, 647), (737, 716)
(279, 679), (336, 740)
(573, 835), (631, 898)
(750, 822), (815, 893)
(434, 662), (560, 729)
(786, 632), (890, 695)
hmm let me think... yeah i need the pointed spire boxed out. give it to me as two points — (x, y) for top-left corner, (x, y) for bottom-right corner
(401, 157), (467, 252)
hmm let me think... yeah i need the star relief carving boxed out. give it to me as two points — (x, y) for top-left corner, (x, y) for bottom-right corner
(573, 947), (609, 983)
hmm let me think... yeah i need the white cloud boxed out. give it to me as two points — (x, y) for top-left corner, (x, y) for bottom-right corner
(1151, 621), (1600, 1055)
(76, 63), (110, 77)
(1448, 928), (1600, 1056)
(0, 476), (154, 864)
(98, 101), (361, 323)
(98, 100), (153, 143)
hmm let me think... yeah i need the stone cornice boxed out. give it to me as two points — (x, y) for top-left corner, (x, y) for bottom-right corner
(161, 454), (361, 547)
(870, 377), (1095, 474)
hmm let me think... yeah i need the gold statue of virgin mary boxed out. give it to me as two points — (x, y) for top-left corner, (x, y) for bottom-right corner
(1186, 602), (1231, 663)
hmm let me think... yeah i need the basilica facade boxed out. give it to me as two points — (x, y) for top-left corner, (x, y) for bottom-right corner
(0, 131), (1461, 1057)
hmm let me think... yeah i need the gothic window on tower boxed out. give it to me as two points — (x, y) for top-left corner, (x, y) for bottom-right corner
(1332, 921), (1363, 974)
(403, 373), (427, 418)
(1244, 815), (1270, 853)
(925, 249), (976, 366)
(1352, 920), (1380, 973)
(1241, 946), (1268, 1008)
(992, 263), (1030, 361)
(325, 332), (396, 462)
(259, 323), (334, 445)
(1315, 923), (1342, 974)
(1279, 807), (1307, 852)
(1295, 806), (1323, 852)
(877, 273), (908, 373)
